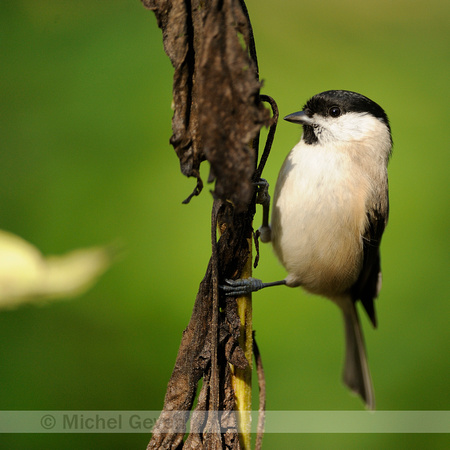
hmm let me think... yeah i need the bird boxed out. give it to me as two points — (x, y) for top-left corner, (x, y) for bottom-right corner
(222, 90), (392, 409)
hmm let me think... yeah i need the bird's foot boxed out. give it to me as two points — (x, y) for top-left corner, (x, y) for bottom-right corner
(220, 277), (265, 296)
(254, 178), (270, 206)
(220, 277), (286, 296)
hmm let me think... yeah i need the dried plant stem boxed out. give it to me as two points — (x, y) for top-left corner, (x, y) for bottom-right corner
(231, 238), (253, 449)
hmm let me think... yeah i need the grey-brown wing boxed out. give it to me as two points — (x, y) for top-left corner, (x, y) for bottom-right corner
(351, 198), (389, 328)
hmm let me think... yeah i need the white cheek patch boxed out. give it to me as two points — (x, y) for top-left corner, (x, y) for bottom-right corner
(313, 112), (387, 145)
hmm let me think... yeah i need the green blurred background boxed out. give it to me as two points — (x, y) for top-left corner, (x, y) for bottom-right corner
(1, 0), (448, 448)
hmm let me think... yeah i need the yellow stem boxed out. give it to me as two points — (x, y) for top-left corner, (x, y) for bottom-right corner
(231, 238), (253, 449)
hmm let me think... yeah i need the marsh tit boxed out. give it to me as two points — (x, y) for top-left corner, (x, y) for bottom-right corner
(223, 90), (392, 409)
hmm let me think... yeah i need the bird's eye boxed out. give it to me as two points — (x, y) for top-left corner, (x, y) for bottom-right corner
(329, 106), (341, 117)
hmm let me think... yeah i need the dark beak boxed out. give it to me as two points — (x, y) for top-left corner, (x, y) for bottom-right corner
(283, 110), (313, 125)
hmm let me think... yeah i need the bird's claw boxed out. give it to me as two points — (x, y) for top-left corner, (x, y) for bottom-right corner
(254, 178), (270, 206)
(220, 277), (264, 296)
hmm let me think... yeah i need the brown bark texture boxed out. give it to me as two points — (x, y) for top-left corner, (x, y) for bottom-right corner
(142, 0), (275, 448)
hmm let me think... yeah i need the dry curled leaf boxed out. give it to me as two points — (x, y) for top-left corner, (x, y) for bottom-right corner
(143, 0), (270, 210)
(142, 1), (272, 448)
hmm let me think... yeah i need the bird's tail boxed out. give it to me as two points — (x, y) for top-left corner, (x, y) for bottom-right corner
(341, 300), (375, 410)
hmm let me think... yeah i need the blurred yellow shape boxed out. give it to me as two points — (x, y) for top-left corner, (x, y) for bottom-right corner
(0, 230), (116, 309)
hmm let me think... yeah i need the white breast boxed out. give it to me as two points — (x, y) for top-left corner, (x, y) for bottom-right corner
(270, 140), (370, 297)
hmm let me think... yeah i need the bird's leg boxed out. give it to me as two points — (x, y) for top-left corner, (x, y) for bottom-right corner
(254, 178), (271, 243)
(221, 278), (286, 296)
